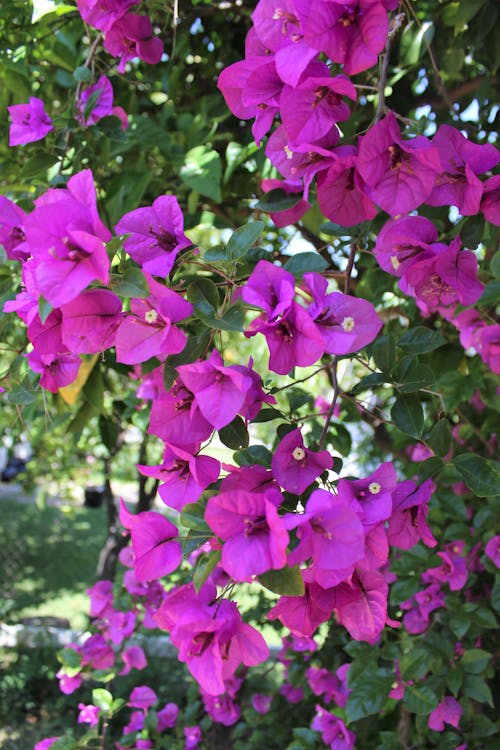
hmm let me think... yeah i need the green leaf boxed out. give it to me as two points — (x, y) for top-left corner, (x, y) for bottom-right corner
(226, 221), (265, 260)
(6, 386), (36, 406)
(462, 649), (492, 674)
(478, 280), (500, 307)
(350, 372), (388, 395)
(403, 684), (438, 715)
(259, 566), (305, 596)
(397, 363), (435, 393)
(449, 608), (471, 638)
(391, 395), (424, 438)
(491, 575), (500, 612)
(399, 648), (433, 682)
(204, 244), (227, 263)
(20, 153), (59, 179)
(180, 502), (210, 533)
(32, 0), (74, 23)
(320, 221), (352, 236)
(113, 267), (150, 298)
(99, 416), (121, 453)
(73, 65), (92, 83)
(346, 664), (394, 722)
(399, 21), (434, 65)
(461, 214), (485, 249)
(373, 334), (396, 374)
(92, 688), (113, 712)
(428, 419), (452, 457)
(218, 416), (249, 450)
(256, 189), (302, 212)
(490, 251), (500, 279)
(187, 278), (219, 316)
(462, 675), (494, 706)
(398, 327), (446, 354)
(417, 456), (444, 483)
(284, 252), (328, 277)
(233, 444), (273, 467)
(37, 296), (53, 325)
(452, 454), (500, 497)
(201, 306), (245, 332)
(180, 146), (222, 203)
(193, 550), (221, 592)
(163, 330), (211, 389)
(447, 667), (464, 696)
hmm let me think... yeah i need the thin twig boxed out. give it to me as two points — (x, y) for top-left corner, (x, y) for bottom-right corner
(319, 356), (339, 450)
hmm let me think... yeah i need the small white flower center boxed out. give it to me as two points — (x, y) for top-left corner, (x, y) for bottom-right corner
(145, 309), (158, 324)
(341, 316), (355, 332)
(369, 482), (381, 494)
(292, 446), (306, 461)
(391, 256), (400, 270)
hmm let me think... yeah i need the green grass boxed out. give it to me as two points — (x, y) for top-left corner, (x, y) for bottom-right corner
(1, 496), (108, 630)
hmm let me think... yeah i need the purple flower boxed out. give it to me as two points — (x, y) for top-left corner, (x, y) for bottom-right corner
(312, 704), (356, 750)
(280, 62), (356, 144)
(428, 124), (499, 215)
(77, 0), (140, 32)
(252, 694), (273, 714)
(127, 686), (158, 711)
(184, 726), (202, 749)
(119, 499), (182, 582)
(176, 350), (253, 430)
(428, 696), (462, 732)
(61, 289), (122, 354)
(286, 491), (361, 585)
(485, 535), (500, 567)
(115, 195), (191, 278)
(120, 645), (147, 675)
(337, 462), (397, 528)
(271, 428), (332, 494)
(34, 739), (60, 750)
(104, 14), (164, 73)
(76, 74), (128, 129)
(78, 703), (100, 727)
(0, 196), (28, 261)
(332, 568), (389, 644)
(157, 702), (179, 731)
(387, 479), (437, 550)
(374, 215), (438, 277)
(300, 0), (390, 74)
(268, 581), (335, 637)
(357, 112), (441, 215)
(481, 174), (500, 225)
(138, 444), (220, 512)
(114, 275), (192, 365)
(305, 272), (382, 354)
(27, 350), (81, 393)
(205, 490), (289, 581)
(8, 97), (53, 146)
(260, 179), (310, 228)
(316, 146), (377, 227)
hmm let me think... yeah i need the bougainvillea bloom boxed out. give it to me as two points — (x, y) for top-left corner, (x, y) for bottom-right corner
(374, 215), (439, 277)
(205, 490), (289, 581)
(316, 146), (377, 227)
(485, 535), (500, 567)
(77, 0), (139, 32)
(305, 272), (382, 354)
(332, 568), (389, 643)
(76, 74), (128, 129)
(127, 685), (158, 711)
(285, 489), (365, 587)
(148, 376), (213, 448)
(299, 0), (390, 75)
(115, 195), (191, 277)
(357, 112), (441, 215)
(0, 196), (28, 261)
(8, 97), (53, 146)
(77, 703), (100, 727)
(177, 350), (253, 430)
(61, 289), (122, 354)
(104, 14), (164, 72)
(337, 462), (397, 528)
(114, 275), (192, 364)
(312, 705), (356, 750)
(268, 581), (335, 637)
(260, 179), (310, 228)
(428, 124), (500, 215)
(27, 350), (81, 393)
(138, 443), (220, 511)
(428, 696), (463, 731)
(119, 499), (182, 582)
(155, 583), (269, 695)
(271, 428), (332, 494)
(387, 479), (437, 549)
